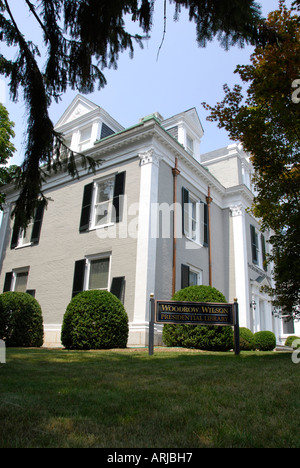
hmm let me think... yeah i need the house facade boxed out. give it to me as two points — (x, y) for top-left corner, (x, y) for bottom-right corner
(0, 95), (297, 346)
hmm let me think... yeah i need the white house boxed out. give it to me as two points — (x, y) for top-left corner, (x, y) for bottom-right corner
(0, 94), (296, 346)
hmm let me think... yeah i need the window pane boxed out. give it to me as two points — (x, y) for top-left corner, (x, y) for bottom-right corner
(189, 271), (198, 286)
(97, 179), (114, 203)
(88, 258), (109, 290)
(80, 127), (91, 143)
(14, 272), (28, 292)
(95, 200), (113, 226)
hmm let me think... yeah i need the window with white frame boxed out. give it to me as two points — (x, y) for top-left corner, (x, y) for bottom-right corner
(186, 134), (194, 156)
(250, 225), (267, 271)
(79, 172), (126, 233)
(78, 126), (92, 151)
(12, 269), (29, 292)
(72, 255), (125, 301)
(11, 204), (45, 249)
(181, 264), (203, 289)
(182, 187), (207, 246)
(87, 256), (110, 291)
(92, 176), (115, 228)
(17, 220), (35, 247)
(189, 267), (203, 286)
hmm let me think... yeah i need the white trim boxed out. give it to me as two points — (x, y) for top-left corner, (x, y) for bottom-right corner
(133, 149), (161, 324)
(230, 205), (249, 328)
(84, 252), (112, 291)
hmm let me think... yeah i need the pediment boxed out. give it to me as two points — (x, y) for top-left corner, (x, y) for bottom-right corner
(251, 274), (272, 288)
(55, 95), (100, 129)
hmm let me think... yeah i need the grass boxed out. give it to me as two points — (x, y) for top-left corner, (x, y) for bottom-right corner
(0, 347), (299, 448)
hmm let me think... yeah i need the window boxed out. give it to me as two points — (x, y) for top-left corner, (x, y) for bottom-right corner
(11, 203), (45, 249)
(14, 271), (29, 292)
(79, 172), (126, 232)
(189, 268), (202, 286)
(181, 264), (202, 289)
(250, 225), (267, 271)
(71, 256), (125, 302)
(79, 126), (92, 151)
(92, 176), (115, 228)
(3, 268), (29, 293)
(186, 135), (194, 156)
(18, 220), (35, 248)
(182, 187), (208, 246)
(87, 257), (110, 290)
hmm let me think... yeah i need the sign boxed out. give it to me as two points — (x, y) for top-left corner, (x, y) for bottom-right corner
(155, 300), (234, 326)
(148, 295), (240, 356)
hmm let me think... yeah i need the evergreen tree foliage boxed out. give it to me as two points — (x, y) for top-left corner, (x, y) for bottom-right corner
(0, 102), (17, 207)
(0, 0), (265, 229)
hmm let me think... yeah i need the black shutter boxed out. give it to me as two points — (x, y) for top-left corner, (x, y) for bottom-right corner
(250, 225), (258, 264)
(10, 221), (19, 249)
(79, 183), (93, 232)
(31, 203), (45, 244)
(101, 123), (115, 139)
(113, 172), (126, 223)
(181, 264), (190, 289)
(3, 272), (13, 292)
(26, 289), (36, 297)
(72, 259), (86, 297)
(203, 203), (209, 246)
(261, 234), (267, 271)
(110, 277), (125, 303)
(182, 187), (189, 235)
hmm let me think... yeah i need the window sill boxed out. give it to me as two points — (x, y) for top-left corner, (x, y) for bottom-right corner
(185, 236), (204, 248)
(15, 242), (33, 249)
(89, 222), (115, 231)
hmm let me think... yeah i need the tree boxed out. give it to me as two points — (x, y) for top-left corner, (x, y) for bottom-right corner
(202, 0), (300, 319)
(0, 0), (266, 229)
(0, 102), (17, 207)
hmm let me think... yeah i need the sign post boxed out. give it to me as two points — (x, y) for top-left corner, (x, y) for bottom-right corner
(233, 298), (240, 356)
(148, 293), (155, 356)
(148, 296), (240, 356)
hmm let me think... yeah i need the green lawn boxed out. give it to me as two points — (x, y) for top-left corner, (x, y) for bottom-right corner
(0, 347), (299, 448)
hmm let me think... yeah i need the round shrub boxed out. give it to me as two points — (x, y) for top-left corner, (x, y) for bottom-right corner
(61, 290), (129, 350)
(254, 330), (276, 351)
(0, 292), (43, 347)
(285, 336), (300, 349)
(162, 285), (233, 351)
(239, 327), (255, 351)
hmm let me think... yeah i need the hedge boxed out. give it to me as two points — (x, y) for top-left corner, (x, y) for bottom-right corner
(239, 327), (255, 351)
(0, 292), (43, 347)
(61, 290), (128, 350)
(253, 330), (276, 351)
(162, 285), (233, 351)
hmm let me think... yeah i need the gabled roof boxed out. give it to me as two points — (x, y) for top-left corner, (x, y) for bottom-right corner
(162, 107), (204, 138)
(55, 94), (100, 128)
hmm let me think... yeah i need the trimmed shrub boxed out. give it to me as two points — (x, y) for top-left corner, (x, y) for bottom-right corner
(162, 285), (233, 351)
(285, 336), (300, 348)
(239, 327), (255, 351)
(254, 330), (276, 351)
(61, 290), (128, 350)
(0, 292), (43, 347)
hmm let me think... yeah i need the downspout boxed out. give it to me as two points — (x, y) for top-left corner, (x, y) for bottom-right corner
(172, 158), (180, 296)
(206, 186), (213, 286)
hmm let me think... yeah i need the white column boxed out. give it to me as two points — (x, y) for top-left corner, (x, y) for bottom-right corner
(0, 203), (11, 269)
(132, 149), (160, 335)
(230, 205), (250, 328)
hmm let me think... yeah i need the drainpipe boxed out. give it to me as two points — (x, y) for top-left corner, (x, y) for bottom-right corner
(172, 158), (180, 296)
(206, 186), (213, 286)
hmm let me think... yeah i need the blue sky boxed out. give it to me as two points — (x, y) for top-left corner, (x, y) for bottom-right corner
(0, 0), (292, 165)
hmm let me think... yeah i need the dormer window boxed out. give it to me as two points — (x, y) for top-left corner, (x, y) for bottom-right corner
(186, 135), (194, 156)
